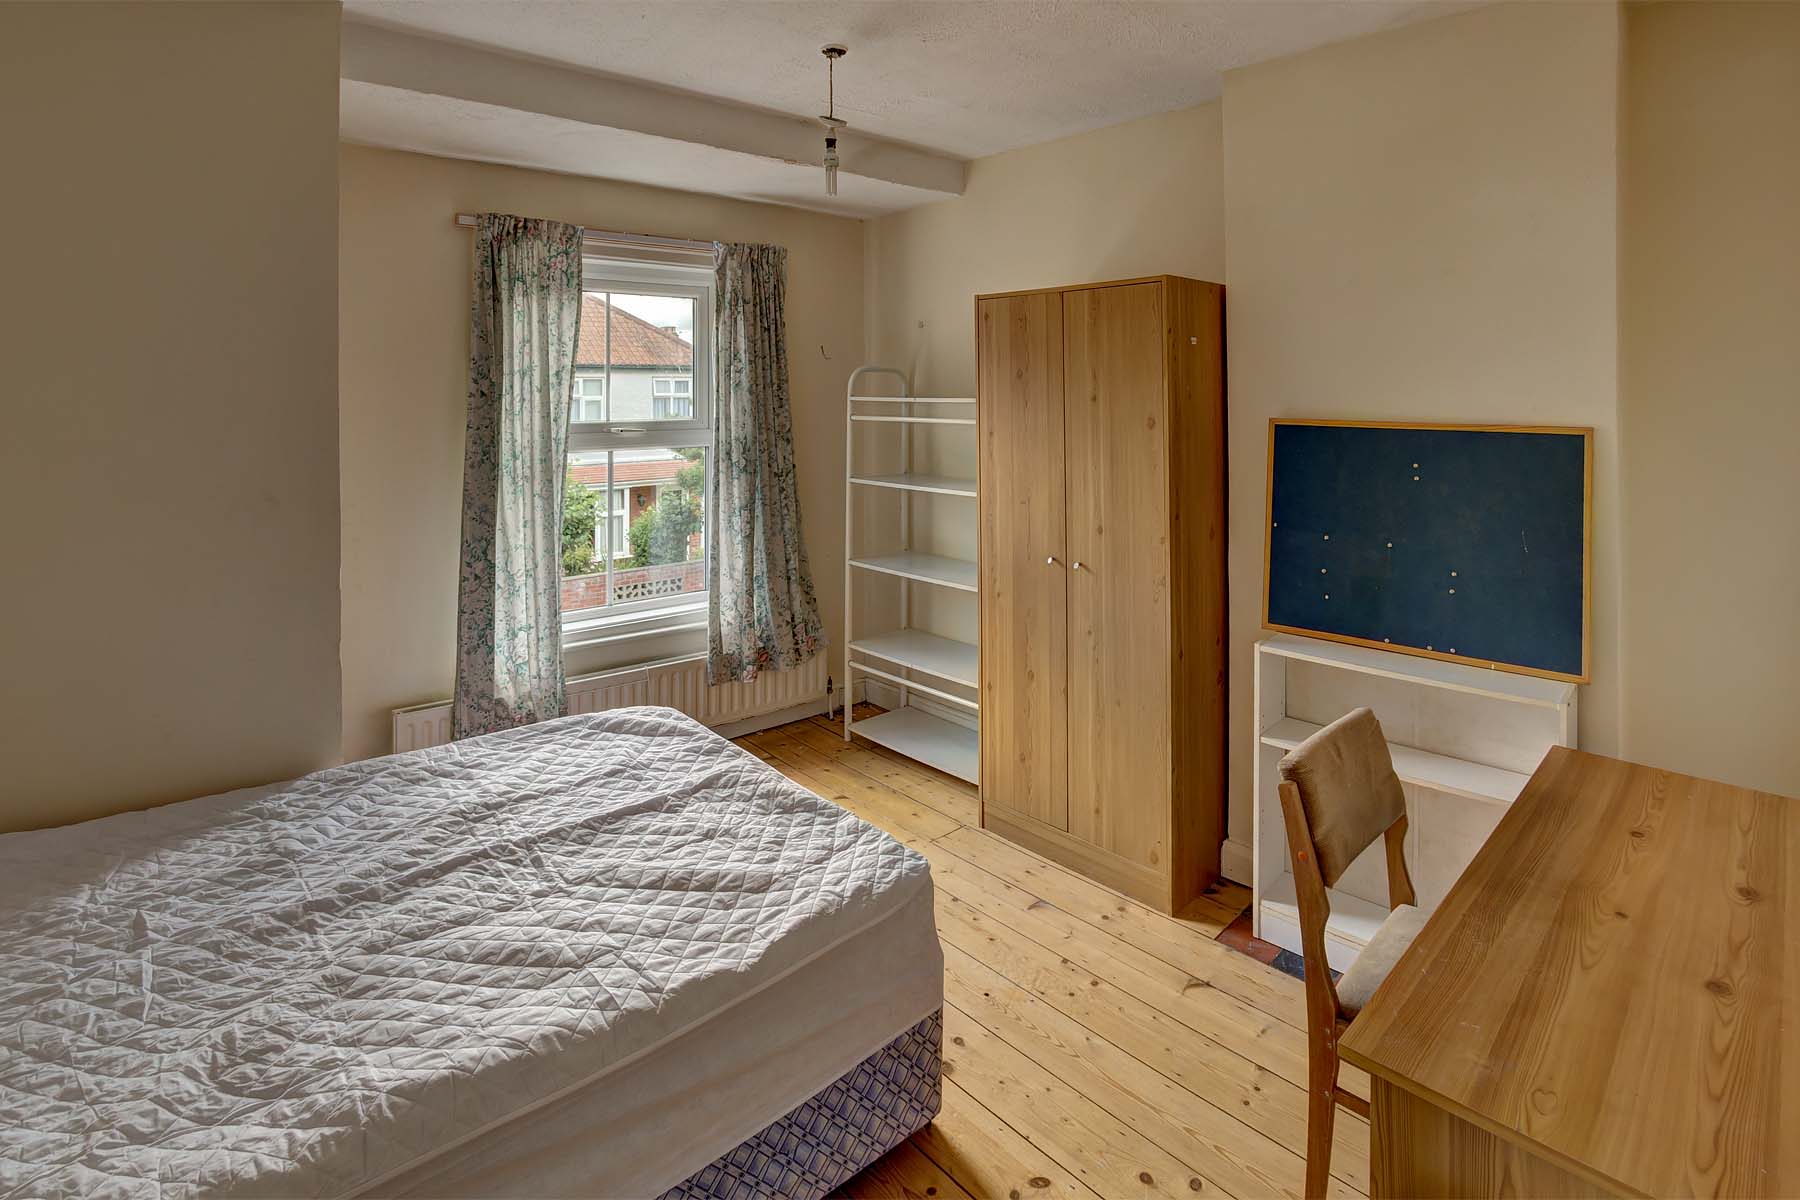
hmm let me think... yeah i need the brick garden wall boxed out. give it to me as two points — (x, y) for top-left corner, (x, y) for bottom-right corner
(560, 559), (705, 612)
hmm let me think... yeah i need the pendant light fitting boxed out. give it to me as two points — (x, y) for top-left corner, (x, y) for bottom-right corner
(819, 44), (847, 196)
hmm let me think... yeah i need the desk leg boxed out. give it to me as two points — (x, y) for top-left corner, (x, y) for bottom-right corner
(1368, 1079), (1611, 1199)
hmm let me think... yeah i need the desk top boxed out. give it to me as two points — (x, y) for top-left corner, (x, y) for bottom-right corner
(1339, 747), (1796, 1198)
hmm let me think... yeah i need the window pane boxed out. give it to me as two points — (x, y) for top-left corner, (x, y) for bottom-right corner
(612, 446), (707, 605)
(574, 296), (609, 423)
(607, 292), (695, 423)
(560, 450), (609, 614)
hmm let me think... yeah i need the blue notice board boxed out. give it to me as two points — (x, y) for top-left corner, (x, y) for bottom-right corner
(1264, 421), (1591, 682)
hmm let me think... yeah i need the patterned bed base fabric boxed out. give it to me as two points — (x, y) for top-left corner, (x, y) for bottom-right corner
(660, 1010), (943, 1200)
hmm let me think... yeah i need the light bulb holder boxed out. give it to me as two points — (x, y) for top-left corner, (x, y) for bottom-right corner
(818, 45), (848, 197)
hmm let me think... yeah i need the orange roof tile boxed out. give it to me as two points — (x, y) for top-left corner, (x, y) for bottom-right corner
(570, 458), (688, 488)
(577, 295), (693, 369)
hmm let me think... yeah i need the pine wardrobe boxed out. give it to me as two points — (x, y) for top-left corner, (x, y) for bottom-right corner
(976, 275), (1226, 916)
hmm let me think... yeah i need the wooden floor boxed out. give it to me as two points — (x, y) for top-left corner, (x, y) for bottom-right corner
(734, 707), (1370, 1200)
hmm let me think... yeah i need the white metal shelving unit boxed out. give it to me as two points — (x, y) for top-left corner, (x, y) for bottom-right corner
(843, 365), (979, 783)
(1251, 632), (1577, 971)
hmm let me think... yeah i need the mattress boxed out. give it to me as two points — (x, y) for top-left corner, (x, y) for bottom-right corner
(382, 886), (942, 1198)
(0, 707), (938, 1199)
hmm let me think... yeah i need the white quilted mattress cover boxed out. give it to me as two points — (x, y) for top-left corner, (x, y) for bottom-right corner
(0, 707), (932, 1199)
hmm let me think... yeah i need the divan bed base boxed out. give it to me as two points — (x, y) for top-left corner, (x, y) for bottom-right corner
(659, 1009), (943, 1200)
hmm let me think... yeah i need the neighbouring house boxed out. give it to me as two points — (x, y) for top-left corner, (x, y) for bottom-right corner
(571, 294), (694, 423)
(571, 452), (693, 562)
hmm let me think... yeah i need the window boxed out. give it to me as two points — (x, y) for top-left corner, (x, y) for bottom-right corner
(573, 376), (606, 422)
(652, 375), (694, 421)
(561, 257), (713, 639)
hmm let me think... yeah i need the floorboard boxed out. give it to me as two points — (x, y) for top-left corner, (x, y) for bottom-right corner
(737, 712), (1367, 1200)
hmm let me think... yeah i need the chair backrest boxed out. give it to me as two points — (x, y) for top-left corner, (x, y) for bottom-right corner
(1276, 707), (1415, 1030)
(1277, 708), (1406, 888)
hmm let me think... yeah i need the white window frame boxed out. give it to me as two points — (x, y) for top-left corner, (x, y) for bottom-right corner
(573, 375), (607, 423)
(563, 254), (714, 648)
(651, 375), (695, 421)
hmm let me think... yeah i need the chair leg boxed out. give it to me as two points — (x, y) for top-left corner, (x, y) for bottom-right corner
(1304, 1034), (1339, 1200)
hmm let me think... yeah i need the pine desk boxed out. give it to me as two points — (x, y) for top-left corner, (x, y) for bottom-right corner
(1339, 747), (1795, 1198)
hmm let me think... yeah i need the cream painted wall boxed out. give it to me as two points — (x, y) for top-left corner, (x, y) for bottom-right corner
(339, 146), (864, 762)
(864, 103), (1226, 390)
(0, 1), (341, 833)
(1619, 2), (1800, 795)
(1222, 1), (1624, 855)
(861, 102), (1227, 644)
(1224, 4), (1634, 859)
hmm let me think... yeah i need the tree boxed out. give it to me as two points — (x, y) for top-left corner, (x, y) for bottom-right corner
(625, 450), (706, 568)
(674, 448), (705, 498)
(561, 472), (601, 577)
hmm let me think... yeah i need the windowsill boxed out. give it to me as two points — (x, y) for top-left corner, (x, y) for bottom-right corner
(561, 597), (708, 651)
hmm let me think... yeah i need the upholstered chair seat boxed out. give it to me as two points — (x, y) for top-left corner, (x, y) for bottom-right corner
(1333, 902), (1429, 1016)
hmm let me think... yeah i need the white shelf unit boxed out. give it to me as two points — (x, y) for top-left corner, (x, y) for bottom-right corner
(1252, 633), (1576, 972)
(849, 552), (978, 593)
(843, 366), (979, 784)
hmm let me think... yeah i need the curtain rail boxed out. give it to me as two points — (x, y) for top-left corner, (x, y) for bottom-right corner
(453, 212), (716, 256)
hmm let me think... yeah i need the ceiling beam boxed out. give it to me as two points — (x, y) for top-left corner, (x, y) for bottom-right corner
(341, 21), (966, 201)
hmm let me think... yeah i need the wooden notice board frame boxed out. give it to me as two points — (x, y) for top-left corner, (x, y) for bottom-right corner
(1262, 418), (1593, 684)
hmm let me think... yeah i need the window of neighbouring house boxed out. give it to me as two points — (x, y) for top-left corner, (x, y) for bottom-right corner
(651, 375), (694, 420)
(561, 256), (712, 639)
(574, 376), (607, 422)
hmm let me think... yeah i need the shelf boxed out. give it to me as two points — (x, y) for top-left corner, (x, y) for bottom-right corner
(1258, 633), (1574, 708)
(851, 552), (979, 593)
(1260, 716), (1529, 806)
(851, 629), (979, 688)
(1258, 872), (1390, 972)
(850, 708), (979, 784)
(850, 473), (978, 497)
(850, 414), (978, 426)
(849, 395), (977, 405)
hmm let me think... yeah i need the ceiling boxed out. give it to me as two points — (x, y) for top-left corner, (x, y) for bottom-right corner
(342, 0), (1471, 214)
(341, 79), (959, 215)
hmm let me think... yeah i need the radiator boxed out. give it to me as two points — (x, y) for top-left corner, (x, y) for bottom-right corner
(390, 654), (829, 754)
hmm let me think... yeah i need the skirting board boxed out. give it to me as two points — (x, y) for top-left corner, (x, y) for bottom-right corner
(1220, 837), (1253, 887)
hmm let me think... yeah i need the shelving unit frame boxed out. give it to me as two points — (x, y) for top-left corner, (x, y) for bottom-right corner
(843, 365), (979, 783)
(1252, 632), (1577, 971)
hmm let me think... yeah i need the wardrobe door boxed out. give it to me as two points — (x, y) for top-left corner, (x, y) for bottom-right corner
(978, 292), (1068, 831)
(1062, 283), (1172, 872)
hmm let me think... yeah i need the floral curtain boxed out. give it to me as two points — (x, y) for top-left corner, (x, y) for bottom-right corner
(708, 242), (826, 684)
(452, 213), (584, 738)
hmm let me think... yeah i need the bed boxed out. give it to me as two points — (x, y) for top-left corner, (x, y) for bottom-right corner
(0, 707), (943, 1199)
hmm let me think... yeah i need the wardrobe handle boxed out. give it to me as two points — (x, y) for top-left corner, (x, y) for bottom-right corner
(1046, 556), (1061, 567)
(1071, 561), (1085, 572)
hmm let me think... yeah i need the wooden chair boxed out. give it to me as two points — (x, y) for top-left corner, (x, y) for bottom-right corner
(1276, 707), (1422, 1200)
